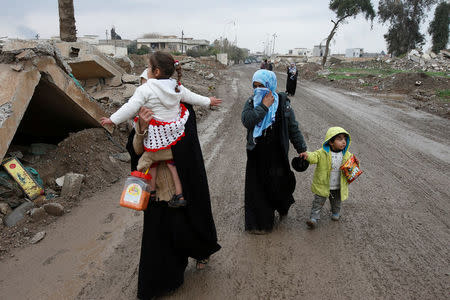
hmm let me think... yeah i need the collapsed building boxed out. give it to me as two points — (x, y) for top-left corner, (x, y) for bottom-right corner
(0, 40), (119, 162)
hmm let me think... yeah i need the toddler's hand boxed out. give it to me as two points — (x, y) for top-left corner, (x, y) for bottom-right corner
(299, 152), (308, 159)
(209, 97), (222, 106)
(100, 117), (113, 126)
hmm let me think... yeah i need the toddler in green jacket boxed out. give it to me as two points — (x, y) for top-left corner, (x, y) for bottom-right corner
(299, 127), (353, 229)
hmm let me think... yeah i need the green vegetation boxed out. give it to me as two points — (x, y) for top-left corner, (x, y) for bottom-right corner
(324, 67), (450, 81)
(436, 89), (450, 101)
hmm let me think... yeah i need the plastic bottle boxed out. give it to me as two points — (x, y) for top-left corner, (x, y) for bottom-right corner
(120, 171), (152, 211)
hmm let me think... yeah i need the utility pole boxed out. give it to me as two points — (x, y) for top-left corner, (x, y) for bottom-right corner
(181, 30), (184, 54)
(105, 29), (108, 42)
(272, 33), (277, 56)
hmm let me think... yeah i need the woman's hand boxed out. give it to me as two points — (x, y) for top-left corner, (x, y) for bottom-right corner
(299, 152), (308, 159)
(262, 92), (274, 108)
(100, 117), (113, 126)
(138, 107), (154, 133)
(209, 97), (222, 106)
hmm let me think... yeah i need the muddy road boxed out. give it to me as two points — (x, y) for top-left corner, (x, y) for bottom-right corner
(1, 65), (449, 300)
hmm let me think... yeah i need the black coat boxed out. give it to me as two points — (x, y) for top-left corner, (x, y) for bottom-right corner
(127, 103), (220, 299)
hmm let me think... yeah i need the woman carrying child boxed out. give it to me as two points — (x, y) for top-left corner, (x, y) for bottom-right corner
(241, 69), (307, 234)
(102, 52), (222, 298)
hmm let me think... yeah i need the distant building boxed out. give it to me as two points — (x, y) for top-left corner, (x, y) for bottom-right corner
(137, 36), (209, 53)
(288, 48), (312, 57)
(345, 48), (364, 58)
(313, 45), (326, 57)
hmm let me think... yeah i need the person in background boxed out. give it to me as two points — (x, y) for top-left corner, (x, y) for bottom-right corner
(285, 63), (298, 96)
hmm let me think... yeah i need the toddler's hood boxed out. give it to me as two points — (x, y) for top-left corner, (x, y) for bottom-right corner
(322, 126), (351, 154)
(145, 78), (182, 107)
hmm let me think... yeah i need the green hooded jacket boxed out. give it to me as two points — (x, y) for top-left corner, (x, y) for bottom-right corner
(306, 127), (352, 200)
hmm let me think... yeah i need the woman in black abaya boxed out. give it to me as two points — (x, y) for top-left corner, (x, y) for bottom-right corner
(127, 105), (221, 299)
(285, 63), (298, 96)
(242, 70), (307, 233)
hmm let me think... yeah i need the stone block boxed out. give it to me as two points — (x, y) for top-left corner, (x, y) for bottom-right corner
(60, 173), (84, 198)
(30, 207), (47, 221)
(43, 203), (65, 216)
(29, 231), (46, 244)
(3, 201), (35, 227)
(0, 202), (12, 215)
(122, 74), (139, 84)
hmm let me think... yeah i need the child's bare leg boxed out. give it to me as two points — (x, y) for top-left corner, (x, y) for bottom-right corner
(167, 163), (183, 196)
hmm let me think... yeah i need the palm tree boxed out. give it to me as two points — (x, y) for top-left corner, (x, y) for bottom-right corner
(58, 0), (77, 42)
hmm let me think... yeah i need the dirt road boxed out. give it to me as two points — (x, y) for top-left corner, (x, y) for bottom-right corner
(1, 65), (449, 299)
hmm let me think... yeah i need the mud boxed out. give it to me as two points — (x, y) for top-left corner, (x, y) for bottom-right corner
(1, 65), (449, 299)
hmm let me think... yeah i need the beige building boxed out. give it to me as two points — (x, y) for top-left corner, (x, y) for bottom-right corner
(137, 36), (209, 52)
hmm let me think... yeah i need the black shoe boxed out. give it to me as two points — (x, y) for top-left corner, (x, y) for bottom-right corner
(168, 194), (186, 207)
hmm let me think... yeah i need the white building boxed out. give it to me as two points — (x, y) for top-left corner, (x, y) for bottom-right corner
(137, 36), (209, 53)
(346, 48), (364, 58)
(288, 48), (312, 57)
(313, 45), (326, 57)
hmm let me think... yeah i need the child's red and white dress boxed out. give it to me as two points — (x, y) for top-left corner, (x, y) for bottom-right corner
(109, 78), (211, 171)
(143, 103), (189, 152)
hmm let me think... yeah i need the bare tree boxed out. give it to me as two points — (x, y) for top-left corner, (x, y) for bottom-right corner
(322, 0), (375, 66)
(58, 0), (77, 42)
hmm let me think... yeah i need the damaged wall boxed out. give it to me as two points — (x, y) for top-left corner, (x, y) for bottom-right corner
(0, 45), (113, 162)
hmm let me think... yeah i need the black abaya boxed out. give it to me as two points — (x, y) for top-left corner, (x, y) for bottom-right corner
(286, 70), (298, 96)
(127, 104), (221, 299)
(244, 103), (296, 232)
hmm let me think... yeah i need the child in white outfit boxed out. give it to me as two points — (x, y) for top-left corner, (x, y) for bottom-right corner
(101, 52), (221, 207)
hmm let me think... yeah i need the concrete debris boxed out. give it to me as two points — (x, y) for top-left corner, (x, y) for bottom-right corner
(29, 231), (46, 244)
(0, 102), (13, 128)
(121, 74), (139, 84)
(30, 207), (47, 221)
(0, 202), (12, 215)
(60, 173), (84, 198)
(43, 203), (65, 216)
(122, 84), (136, 98)
(205, 73), (215, 80)
(0, 42), (113, 162)
(55, 175), (65, 187)
(3, 201), (35, 227)
(10, 63), (24, 72)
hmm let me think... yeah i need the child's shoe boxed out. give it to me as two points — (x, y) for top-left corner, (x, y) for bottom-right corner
(168, 194), (186, 208)
(331, 213), (340, 221)
(306, 218), (317, 229)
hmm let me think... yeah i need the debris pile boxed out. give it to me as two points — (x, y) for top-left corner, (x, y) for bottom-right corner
(0, 40), (225, 258)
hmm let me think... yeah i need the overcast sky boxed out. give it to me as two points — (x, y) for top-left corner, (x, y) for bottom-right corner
(0, 0), (437, 54)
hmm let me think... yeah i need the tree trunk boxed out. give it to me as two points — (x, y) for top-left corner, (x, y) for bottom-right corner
(321, 16), (349, 67)
(58, 0), (76, 42)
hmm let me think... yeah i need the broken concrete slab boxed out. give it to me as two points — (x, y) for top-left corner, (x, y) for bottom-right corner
(3, 201), (35, 227)
(0, 44), (113, 162)
(54, 41), (125, 87)
(122, 74), (139, 84)
(60, 173), (84, 198)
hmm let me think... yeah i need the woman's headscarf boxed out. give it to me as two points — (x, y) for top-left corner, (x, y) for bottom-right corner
(288, 63), (297, 79)
(251, 69), (279, 138)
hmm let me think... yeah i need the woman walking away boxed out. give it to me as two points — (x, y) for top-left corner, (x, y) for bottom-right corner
(285, 63), (298, 96)
(241, 69), (307, 234)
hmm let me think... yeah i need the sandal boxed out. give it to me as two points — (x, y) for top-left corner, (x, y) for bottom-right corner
(196, 258), (209, 270)
(168, 193), (186, 208)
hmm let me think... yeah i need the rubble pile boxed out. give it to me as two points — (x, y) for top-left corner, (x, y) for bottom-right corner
(0, 40), (225, 257)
